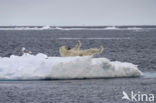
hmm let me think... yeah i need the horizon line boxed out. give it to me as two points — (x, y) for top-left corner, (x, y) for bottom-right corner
(0, 25), (156, 27)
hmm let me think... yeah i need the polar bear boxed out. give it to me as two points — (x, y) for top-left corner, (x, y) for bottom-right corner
(59, 41), (104, 57)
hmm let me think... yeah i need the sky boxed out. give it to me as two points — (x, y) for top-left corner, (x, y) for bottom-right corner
(0, 0), (156, 26)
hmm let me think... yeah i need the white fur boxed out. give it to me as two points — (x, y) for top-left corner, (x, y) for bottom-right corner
(59, 41), (104, 57)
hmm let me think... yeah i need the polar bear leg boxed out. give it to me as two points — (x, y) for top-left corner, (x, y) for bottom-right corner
(72, 40), (81, 51)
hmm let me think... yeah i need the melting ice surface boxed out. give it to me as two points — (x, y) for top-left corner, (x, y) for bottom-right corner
(0, 53), (143, 80)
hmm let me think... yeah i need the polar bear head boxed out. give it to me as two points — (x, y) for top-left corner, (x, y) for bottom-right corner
(59, 46), (71, 56)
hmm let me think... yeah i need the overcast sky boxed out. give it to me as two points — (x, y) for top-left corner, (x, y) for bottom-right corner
(0, 0), (156, 26)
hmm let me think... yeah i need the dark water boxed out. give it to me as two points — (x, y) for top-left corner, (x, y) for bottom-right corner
(0, 28), (156, 103)
(0, 78), (156, 103)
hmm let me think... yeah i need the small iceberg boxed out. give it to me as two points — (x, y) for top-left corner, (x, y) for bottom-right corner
(0, 53), (143, 80)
